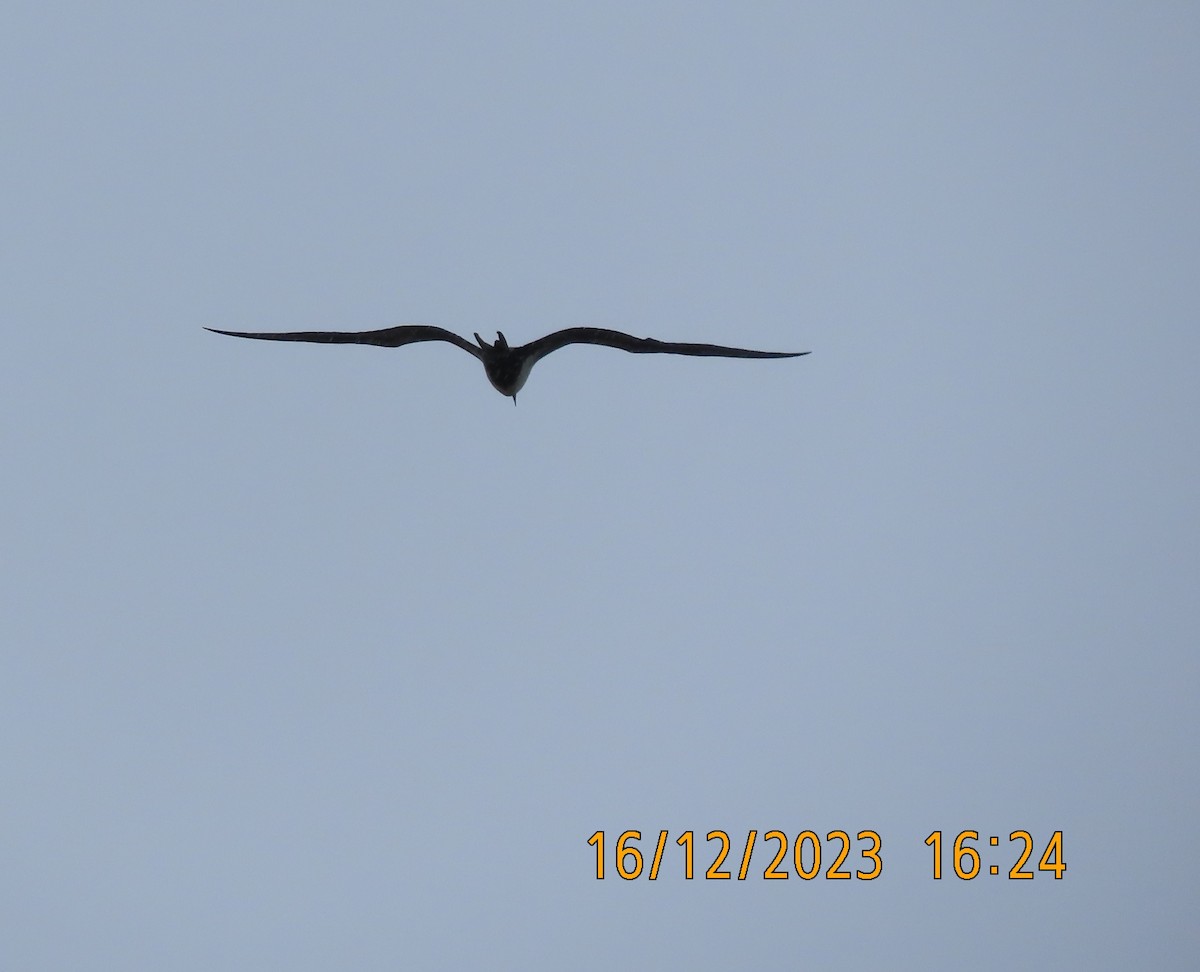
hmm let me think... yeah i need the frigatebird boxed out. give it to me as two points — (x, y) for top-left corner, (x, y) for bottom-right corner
(205, 325), (808, 402)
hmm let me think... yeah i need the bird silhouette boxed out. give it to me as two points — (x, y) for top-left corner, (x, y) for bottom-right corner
(205, 325), (808, 402)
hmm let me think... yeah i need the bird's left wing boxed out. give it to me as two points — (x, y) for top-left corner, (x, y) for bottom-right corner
(205, 325), (482, 357)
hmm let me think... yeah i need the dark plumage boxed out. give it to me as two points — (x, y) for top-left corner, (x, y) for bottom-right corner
(205, 325), (808, 402)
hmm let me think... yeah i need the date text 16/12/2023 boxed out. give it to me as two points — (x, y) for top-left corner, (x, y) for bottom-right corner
(586, 830), (1066, 881)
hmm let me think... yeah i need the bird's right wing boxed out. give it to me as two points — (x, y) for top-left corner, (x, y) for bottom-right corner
(520, 327), (808, 364)
(205, 325), (482, 358)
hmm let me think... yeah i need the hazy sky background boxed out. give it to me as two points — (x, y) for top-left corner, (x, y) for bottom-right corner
(3, 2), (1197, 968)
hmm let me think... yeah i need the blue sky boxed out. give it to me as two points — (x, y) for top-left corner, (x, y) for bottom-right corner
(3, 2), (1197, 968)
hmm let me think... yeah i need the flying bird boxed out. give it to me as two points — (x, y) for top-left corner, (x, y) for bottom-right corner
(205, 325), (809, 402)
